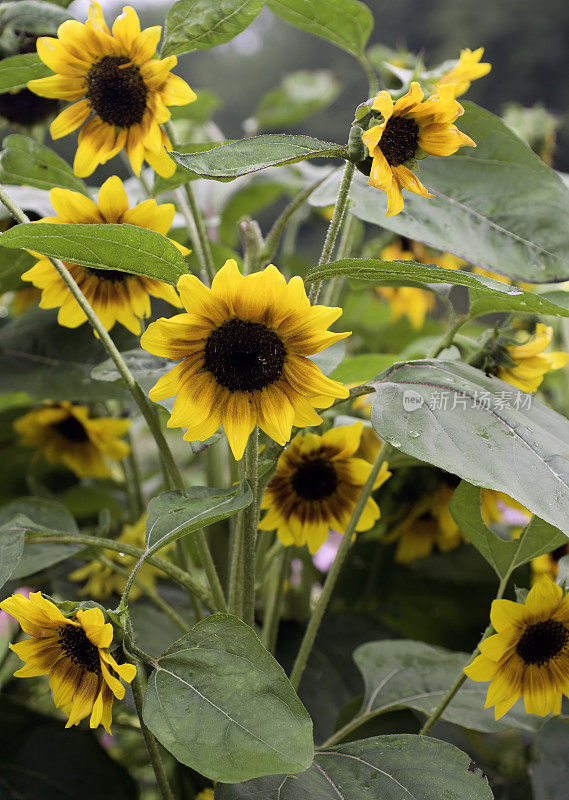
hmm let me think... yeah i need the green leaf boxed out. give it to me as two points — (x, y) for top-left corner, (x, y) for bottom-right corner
(92, 349), (171, 395)
(0, 2), (73, 34)
(370, 359), (569, 536)
(217, 734), (493, 799)
(0, 247), (34, 291)
(250, 69), (341, 132)
(143, 614), (314, 782)
(0, 135), (88, 194)
(162, 0), (264, 57)
(0, 53), (51, 93)
(153, 142), (230, 195)
(0, 223), (188, 285)
(305, 258), (569, 318)
(530, 717), (569, 800)
(267, 0), (374, 58)
(145, 485), (252, 554)
(345, 639), (539, 735)
(0, 497), (79, 588)
(449, 481), (567, 579)
(310, 338), (345, 375)
(330, 353), (398, 383)
(311, 103), (569, 283)
(169, 135), (345, 180)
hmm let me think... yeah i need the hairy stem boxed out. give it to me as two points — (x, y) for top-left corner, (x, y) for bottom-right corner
(242, 427), (260, 627)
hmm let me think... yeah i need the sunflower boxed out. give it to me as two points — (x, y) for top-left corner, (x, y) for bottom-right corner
(465, 576), (569, 718)
(27, 2), (196, 177)
(22, 176), (186, 334)
(436, 48), (491, 98)
(497, 324), (568, 393)
(259, 423), (391, 554)
(14, 401), (130, 479)
(0, 592), (136, 732)
(360, 82), (475, 216)
(532, 545), (569, 584)
(70, 515), (162, 601)
(141, 259), (350, 460)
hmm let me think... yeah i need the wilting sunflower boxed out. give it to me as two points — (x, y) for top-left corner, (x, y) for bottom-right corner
(22, 176), (185, 334)
(14, 401), (130, 479)
(28, 2), (196, 177)
(141, 259), (350, 460)
(259, 422), (391, 554)
(0, 592), (136, 732)
(465, 576), (569, 718)
(497, 324), (568, 393)
(436, 47), (491, 98)
(70, 515), (162, 601)
(361, 82), (475, 216)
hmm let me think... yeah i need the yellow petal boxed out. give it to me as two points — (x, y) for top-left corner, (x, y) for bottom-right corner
(50, 98), (91, 139)
(97, 175), (130, 222)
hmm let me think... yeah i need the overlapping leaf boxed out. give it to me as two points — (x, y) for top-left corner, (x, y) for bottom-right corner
(162, 0), (264, 57)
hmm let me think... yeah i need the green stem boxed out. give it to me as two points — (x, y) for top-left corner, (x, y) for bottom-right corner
(242, 427), (260, 627)
(359, 55), (379, 96)
(289, 442), (392, 690)
(29, 532), (216, 610)
(321, 211), (358, 307)
(131, 667), (177, 800)
(261, 546), (290, 653)
(173, 185), (213, 283)
(195, 530), (227, 611)
(427, 315), (470, 359)
(123, 430), (144, 521)
(308, 160), (355, 305)
(240, 219), (264, 275)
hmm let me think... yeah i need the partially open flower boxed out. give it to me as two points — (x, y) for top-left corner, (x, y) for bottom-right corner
(359, 82), (475, 216)
(28, 2), (196, 177)
(0, 592), (136, 732)
(436, 47), (491, 98)
(497, 324), (568, 393)
(14, 401), (130, 479)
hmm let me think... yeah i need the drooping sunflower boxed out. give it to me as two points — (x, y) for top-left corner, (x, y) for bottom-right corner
(436, 47), (491, 98)
(14, 401), (130, 479)
(22, 176), (185, 334)
(465, 576), (569, 718)
(259, 423), (391, 554)
(361, 82), (476, 216)
(141, 259), (350, 460)
(0, 592), (136, 732)
(497, 324), (568, 393)
(27, 2), (196, 177)
(70, 515), (162, 601)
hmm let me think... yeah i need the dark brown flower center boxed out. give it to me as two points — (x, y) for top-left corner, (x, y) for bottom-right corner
(379, 115), (420, 166)
(58, 624), (101, 673)
(516, 619), (569, 666)
(291, 457), (338, 501)
(52, 415), (89, 443)
(85, 267), (129, 283)
(86, 55), (147, 128)
(204, 318), (286, 392)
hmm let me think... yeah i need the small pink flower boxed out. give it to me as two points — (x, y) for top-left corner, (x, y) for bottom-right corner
(312, 530), (343, 573)
(499, 501), (531, 527)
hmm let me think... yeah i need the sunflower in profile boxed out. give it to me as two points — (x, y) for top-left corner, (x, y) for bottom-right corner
(436, 47), (491, 98)
(141, 259), (350, 459)
(465, 576), (569, 718)
(70, 515), (162, 601)
(496, 323), (568, 393)
(27, 2), (196, 177)
(259, 423), (391, 554)
(0, 592), (136, 733)
(14, 401), (130, 479)
(360, 82), (475, 216)
(22, 176), (185, 334)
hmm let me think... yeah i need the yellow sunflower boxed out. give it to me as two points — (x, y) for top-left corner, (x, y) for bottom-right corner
(532, 545), (569, 584)
(259, 422), (391, 554)
(498, 324), (568, 393)
(14, 401), (130, 479)
(22, 176), (186, 334)
(361, 81), (475, 216)
(140, 259), (350, 460)
(0, 591), (136, 733)
(436, 47), (491, 98)
(70, 514), (161, 601)
(28, 2), (196, 177)
(465, 576), (569, 718)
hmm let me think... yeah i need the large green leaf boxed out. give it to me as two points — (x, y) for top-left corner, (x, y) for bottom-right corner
(145, 485), (252, 554)
(143, 614), (314, 782)
(341, 639), (539, 738)
(330, 353), (398, 383)
(162, 0), (264, 57)
(169, 135), (345, 180)
(530, 718), (569, 800)
(449, 481), (567, 579)
(310, 103), (569, 283)
(370, 359), (569, 536)
(0, 247), (34, 291)
(0, 1), (73, 35)
(153, 142), (229, 195)
(217, 734), (493, 799)
(305, 258), (569, 318)
(250, 70), (341, 132)
(0, 53), (51, 93)
(267, 0), (374, 58)
(0, 135), (87, 194)
(0, 223), (188, 284)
